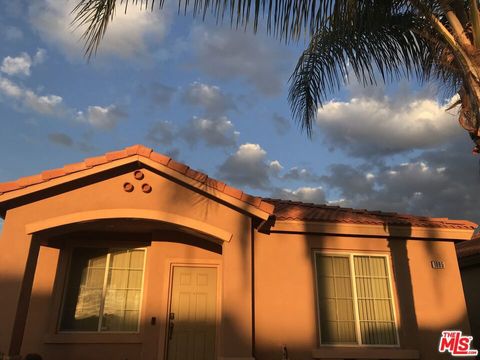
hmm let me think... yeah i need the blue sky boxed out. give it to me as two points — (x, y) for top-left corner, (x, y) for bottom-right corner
(0, 0), (479, 229)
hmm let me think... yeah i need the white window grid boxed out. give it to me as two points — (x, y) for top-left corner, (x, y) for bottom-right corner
(314, 251), (400, 347)
(59, 247), (147, 333)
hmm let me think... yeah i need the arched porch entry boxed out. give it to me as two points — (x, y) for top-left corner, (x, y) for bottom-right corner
(10, 209), (230, 360)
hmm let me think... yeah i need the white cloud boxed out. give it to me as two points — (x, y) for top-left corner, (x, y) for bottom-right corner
(181, 116), (239, 148)
(191, 26), (290, 96)
(0, 74), (125, 128)
(0, 49), (46, 76)
(217, 143), (280, 189)
(24, 91), (63, 115)
(1, 54), (31, 76)
(0, 77), (22, 97)
(269, 160), (284, 173)
(143, 82), (241, 149)
(282, 166), (322, 183)
(316, 91), (461, 158)
(0, 76), (65, 116)
(271, 186), (326, 204)
(179, 82), (239, 148)
(29, 0), (171, 61)
(182, 82), (236, 117)
(320, 138), (479, 222)
(77, 105), (127, 130)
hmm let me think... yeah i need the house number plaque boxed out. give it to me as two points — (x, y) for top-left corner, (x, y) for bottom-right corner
(431, 260), (445, 269)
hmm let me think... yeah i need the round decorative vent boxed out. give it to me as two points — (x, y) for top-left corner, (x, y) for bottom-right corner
(134, 170), (144, 180)
(142, 183), (152, 193)
(123, 182), (134, 192)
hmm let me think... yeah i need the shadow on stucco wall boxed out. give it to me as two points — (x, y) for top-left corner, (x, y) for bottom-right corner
(0, 243), (254, 360)
(0, 162), (475, 360)
(0, 220), (475, 360)
(252, 204), (473, 360)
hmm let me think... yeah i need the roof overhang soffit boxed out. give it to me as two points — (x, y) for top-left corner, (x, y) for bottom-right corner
(270, 220), (474, 241)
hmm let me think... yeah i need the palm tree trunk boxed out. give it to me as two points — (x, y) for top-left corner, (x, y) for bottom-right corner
(460, 73), (480, 151)
(423, 5), (480, 150)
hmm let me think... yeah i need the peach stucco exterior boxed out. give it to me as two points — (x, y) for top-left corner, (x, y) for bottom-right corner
(0, 146), (476, 360)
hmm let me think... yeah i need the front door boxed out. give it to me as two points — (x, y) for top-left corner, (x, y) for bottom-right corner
(167, 266), (217, 360)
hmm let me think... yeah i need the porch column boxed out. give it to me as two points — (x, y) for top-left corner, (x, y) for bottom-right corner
(5, 235), (40, 359)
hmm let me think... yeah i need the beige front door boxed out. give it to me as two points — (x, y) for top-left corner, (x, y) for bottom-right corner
(167, 266), (217, 360)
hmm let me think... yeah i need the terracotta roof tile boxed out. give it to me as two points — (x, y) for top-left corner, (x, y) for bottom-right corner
(0, 145), (476, 231)
(135, 145), (153, 158)
(262, 198), (477, 230)
(206, 178), (226, 192)
(0, 145), (271, 216)
(241, 193), (262, 207)
(185, 168), (208, 183)
(84, 155), (109, 168)
(62, 162), (88, 174)
(125, 144), (142, 156)
(16, 174), (44, 187)
(223, 185), (243, 200)
(167, 159), (189, 174)
(0, 181), (22, 193)
(41, 168), (66, 181)
(149, 152), (170, 166)
(258, 201), (275, 214)
(105, 150), (128, 161)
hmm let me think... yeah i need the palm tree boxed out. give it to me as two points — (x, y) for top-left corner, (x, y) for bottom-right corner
(73, 0), (480, 153)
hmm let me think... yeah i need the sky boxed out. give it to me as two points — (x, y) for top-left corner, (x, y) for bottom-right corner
(0, 0), (479, 231)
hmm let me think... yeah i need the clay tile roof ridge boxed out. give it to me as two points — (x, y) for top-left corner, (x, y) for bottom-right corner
(0, 144), (271, 216)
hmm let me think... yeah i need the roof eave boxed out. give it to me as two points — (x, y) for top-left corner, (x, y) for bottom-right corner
(270, 219), (474, 241)
(0, 155), (272, 221)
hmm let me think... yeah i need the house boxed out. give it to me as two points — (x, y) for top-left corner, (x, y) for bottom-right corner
(456, 227), (480, 352)
(0, 144), (476, 360)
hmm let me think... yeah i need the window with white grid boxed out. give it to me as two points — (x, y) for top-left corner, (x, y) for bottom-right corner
(315, 253), (398, 345)
(60, 247), (145, 332)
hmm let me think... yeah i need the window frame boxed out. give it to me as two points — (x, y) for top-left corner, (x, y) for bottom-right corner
(58, 246), (148, 334)
(313, 251), (400, 347)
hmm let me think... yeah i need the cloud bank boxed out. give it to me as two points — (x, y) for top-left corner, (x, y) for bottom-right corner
(29, 0), (171, 61)
(316, 94), (460, 158)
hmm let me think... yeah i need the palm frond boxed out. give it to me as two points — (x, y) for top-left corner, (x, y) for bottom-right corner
(72, 0), (117, 58)
(74, 0), (404, 56)
(288, 7), (448, 135)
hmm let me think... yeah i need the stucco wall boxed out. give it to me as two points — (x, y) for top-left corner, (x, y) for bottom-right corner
(0, 165), (471, 360)
(0, 166), (253, 360)
(253, 229), (470, 360)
